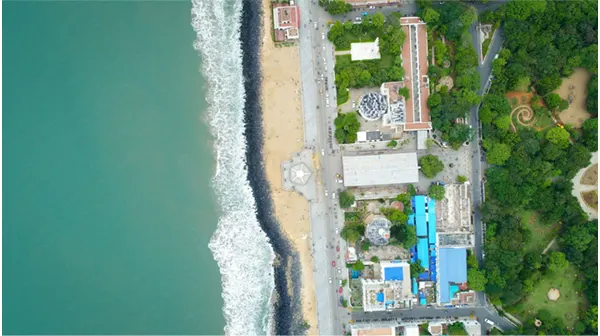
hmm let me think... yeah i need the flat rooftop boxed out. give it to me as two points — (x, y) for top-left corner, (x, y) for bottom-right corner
(342, 152), (419, 187)
(436, 184), (474, 247)
(351, 40), (381, 61)
(398, 17), (431, 131)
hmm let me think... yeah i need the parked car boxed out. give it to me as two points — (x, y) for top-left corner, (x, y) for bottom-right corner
(329, 277), (332, 284)
(321, 32), (325, 40)
(332, 261), (336, 267)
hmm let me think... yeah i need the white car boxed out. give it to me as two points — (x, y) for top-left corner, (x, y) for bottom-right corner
(352, 101), (356, 108)
(325, 66), (328, 71)
(355, 17), (361, 21)
(314, 22), (317, 29)
(337, 268), (341, 274)
(322, 32), (325, 40)
(484, 319), (495, 326)
(332, 192), (336, 199)
(326, 98), (330, 105)
(329, 277), (333, 284)
(322, 45), (326, 51)
(494, 53), (499, 60)
(321, 149), (325, 156)
(325, 190), (329, 197)
(335, 227), (339, 235)
(326, 93), (329, 98)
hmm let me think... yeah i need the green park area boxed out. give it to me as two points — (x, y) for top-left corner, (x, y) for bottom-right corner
(511, 264), (584, 329)
(328, 13), (406, 106)
(519, 211), (559, 254)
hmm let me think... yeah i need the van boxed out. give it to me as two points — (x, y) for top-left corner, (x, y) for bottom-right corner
(485, 318), (495, 326)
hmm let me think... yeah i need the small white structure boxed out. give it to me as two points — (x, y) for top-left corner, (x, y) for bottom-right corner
(351, 38), (381, 61)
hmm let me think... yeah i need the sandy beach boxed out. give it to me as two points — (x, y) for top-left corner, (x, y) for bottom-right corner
(259, 0), (318, 334)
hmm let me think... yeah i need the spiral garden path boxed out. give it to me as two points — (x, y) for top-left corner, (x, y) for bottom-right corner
(509, 104), (537, 132)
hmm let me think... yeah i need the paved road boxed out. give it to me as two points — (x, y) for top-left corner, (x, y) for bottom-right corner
(296, 1), (511, 334)
(352, 305), (515, 331)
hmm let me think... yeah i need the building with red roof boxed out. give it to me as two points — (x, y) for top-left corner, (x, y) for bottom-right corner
(272, 3), (300, 42)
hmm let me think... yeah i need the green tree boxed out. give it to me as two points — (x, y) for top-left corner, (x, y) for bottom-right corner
(585, 306), (598, 331)
(457, 175), (468, 183)
(334, 112), (361, 144)
(381, 207), (408, 225)
(582, 118), (598, 151)
(547, 251), (568, 272)
(326, 0), (352, 14)
(398, 87), (410, 100)
(352, 260), (365, 271)
(361, 240), (371, 252)
(544, 93), (568, 111)
(339, 190), (355, 208)
(371, 12), (385, 29)
(447, 322), (468, 336)
(419, 155), (444, 178)
(327, 21), (345, 42)
(370, 256), (379, 263)
(545, 127), (571, 149)
(467, 268), (488, 291)
(459, 6), (477, 27)
(428, 93), (442, 108)
(390, 223), (417, 249)
(341, 223), (364, 242)
(422, 7), (440, 24)
(484, 141), (512, 166)
(428, 184), (446, 201)
(410, 262), (426, 278)
(387, 139), (398, 148)
(492, 115), (511, 131)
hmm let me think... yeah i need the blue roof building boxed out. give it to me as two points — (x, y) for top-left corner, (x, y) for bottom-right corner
(438, 248), (467, 304)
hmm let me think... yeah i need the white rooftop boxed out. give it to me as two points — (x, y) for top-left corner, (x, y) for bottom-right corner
(351, 38), (381, 61)
(342, 152), (419, 187)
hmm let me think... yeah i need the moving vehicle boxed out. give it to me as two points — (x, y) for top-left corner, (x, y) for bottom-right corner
(485, 318), (495, 326)
(332, 192), (336, 199)
(321, 149), (325, 156)
(325, 190), (329, 197)
(335, 228), (339, 235)
(321, 32), (325, 40)
(329, 277), (333, 284)
(337, 267), (341, 274)
(314, 22), (317, 29)
(332, 261), (336, 267)
(336, 245), (340, 252)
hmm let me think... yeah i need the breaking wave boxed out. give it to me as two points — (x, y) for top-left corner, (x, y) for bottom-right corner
(191, 0), (276, 334)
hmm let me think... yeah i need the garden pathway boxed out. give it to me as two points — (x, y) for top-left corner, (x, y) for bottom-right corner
(542, 238), (556, 255)
(334, 50), (351, 56)
(571, 151), (598, 219)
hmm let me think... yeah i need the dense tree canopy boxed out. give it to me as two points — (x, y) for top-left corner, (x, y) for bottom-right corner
(419, 155), (444, 178)
(334, 112), (361, 144)
(339, 191), (355, 208)
(428, 184), (446, 201)
(479, 2), (598, 330)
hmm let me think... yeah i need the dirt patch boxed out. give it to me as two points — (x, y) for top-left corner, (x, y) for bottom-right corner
(505, 91), (536, 107)
(437, 76), (454, 91)
(581, 164), (598, 186)
(554, 68), (592, 128)
(582, 190), (598, 210)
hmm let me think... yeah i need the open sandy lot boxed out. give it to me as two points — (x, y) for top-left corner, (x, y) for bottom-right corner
(554, 68), (592, 128)
(260, 1), (318, 334)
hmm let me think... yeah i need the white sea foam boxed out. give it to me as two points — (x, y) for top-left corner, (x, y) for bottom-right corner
(191, 0), (276, 335)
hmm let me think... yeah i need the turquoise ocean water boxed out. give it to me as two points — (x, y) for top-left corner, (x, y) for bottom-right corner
(3, 2), (225, 334)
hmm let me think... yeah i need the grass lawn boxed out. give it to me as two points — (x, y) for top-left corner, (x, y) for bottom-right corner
(512, 264), (585, 328)
(512, 111), (555, 132)
(519, 211), (559, 254)
(335, 31), (377, 51)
